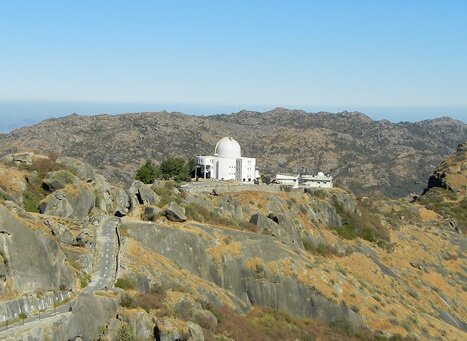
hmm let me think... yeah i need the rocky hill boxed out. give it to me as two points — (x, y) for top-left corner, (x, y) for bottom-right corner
(0, 148), (465, 340)
(418, 142), (467, 234)
(0, 109), (465, 197)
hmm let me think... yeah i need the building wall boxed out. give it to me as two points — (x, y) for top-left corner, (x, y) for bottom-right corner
(197, 155), (256, 181)
(215, 157), (237, 180)
(239, 157), (256, 181)
(302, 180), (333, 188)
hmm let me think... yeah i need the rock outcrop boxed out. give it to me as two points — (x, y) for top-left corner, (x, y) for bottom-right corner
(165, 202), (187, 222)
(128, 180), (160, 207)
(0, 205), (75, 294)
(121, 220), (362, 330)
(39, 183), (95, 218)
(42, 170), (81, 192)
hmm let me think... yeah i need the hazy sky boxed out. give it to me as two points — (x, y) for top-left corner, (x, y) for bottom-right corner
(1, 0), (466, 131)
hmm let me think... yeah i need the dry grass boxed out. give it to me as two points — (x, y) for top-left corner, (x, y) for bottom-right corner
(205, 306), (380, 341)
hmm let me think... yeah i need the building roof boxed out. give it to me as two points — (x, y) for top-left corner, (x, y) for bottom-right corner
(214, 137), (241, 158)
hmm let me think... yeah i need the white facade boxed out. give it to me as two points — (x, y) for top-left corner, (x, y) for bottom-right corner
(299, 172), (333, 188)
(276, 172), (333, 189)
(275, 174), (300, 188)
(196, 137), (258, 181)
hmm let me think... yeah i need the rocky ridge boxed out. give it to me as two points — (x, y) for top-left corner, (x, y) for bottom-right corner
(0, 109), (465, 197)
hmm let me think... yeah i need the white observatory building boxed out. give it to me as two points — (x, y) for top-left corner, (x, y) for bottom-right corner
(195, 137), (258, 181)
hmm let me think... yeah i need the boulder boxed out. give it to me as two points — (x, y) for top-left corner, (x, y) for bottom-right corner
(165, 202), (187, 222)
(116, 311), (154, 340)
(73, 229), (94, 248)
(39, 192), (74, 217)
(249, 213), (303, 246)
(156, 317), (200, 341)
(58, 157), (97, 182)
(220, 196), (243, 220)
(113, 188), (130, 216)
(187, 321), (205, 341)
(94, 174), (113, 212)
(249, 213), (282, 237)
(142, 206), (162, 221)
(306, 198), (342, 228)
(0, 204), (75, 294)
(63, 248), (93, 275)
(1, 152), (34, 166)
(43, 219), (74, 245)
(128, 180), (160, 206)
(40, 184), (95, 218)
(66, 293), (118, 341)
(42, 170), (81, 192)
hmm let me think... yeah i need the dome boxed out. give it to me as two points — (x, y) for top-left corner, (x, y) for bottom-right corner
(317, 172), (325, 177)
(214, 137), (241, 158)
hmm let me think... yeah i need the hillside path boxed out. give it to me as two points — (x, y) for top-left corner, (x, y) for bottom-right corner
(0, 216), (120, 336)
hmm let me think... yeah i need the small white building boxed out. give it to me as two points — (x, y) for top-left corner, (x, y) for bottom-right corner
(299, 172), (333, 188)
(276, 172), (333, 189)
(275, 174), (300, 188)
(195, 137), (259, 181)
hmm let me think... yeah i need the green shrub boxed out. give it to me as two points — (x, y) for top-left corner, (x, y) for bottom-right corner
(114, 322), (135, 341)
(23, 187), (47, 213)
(80, 274), (90, 288)
(135, 161), (160, 184)
(115, 277), (135, 290)
(333, 202), (389, 244)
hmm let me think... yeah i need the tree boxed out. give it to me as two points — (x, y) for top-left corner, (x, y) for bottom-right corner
(160, 157), (192, 182)
(135, 161), (160, 184)
(136, 157), (194, 183)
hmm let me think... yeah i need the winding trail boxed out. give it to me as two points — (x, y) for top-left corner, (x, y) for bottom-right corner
(0, 216), (120, 335)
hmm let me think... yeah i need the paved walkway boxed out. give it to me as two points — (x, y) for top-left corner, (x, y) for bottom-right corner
(0, 216), (120, 336)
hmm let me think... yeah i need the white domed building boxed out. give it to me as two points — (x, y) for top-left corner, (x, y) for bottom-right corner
(195, 137), (258, 181)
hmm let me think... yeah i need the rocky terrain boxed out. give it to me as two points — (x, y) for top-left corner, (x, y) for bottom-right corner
(0, 141), (465, 340)
(0, 109), (465, 197)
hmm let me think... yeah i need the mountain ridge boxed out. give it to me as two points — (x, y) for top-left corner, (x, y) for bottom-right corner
(0, 108), (465, 197)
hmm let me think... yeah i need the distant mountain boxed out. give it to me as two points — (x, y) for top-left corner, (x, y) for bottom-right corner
(0, 108), (465, 197)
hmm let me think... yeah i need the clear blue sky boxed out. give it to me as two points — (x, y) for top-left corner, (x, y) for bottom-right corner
(1, 0), (466, 131)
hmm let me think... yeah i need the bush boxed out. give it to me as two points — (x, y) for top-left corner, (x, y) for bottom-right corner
(115, 277), (135, 290)
(80, 274), (90, 288)
(135, 161), (160, 184)
(120, 294), (135, 308)
(333, 202), (389, 244)
(133, 290), (166, 312)
(115, 322), (135, 341)
(23, 188), (47, 213)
